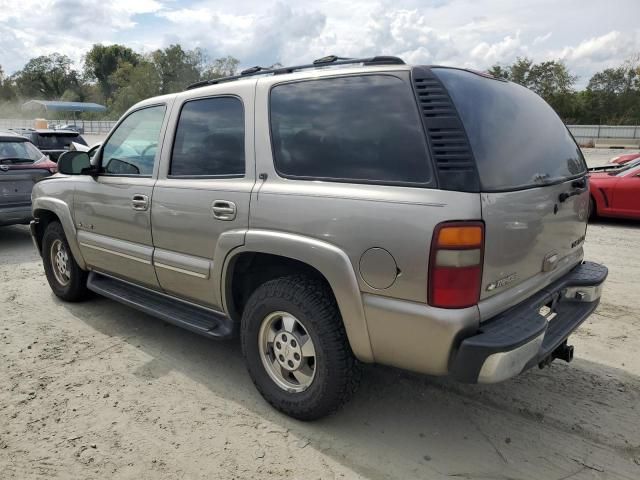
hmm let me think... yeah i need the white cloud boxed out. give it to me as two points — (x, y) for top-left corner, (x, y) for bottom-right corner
(0, 0), (639, 88)
(533, 32), (552, 45)
(470, 32), (525, 64)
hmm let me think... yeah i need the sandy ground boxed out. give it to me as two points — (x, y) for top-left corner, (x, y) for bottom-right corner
(1, 149), (640, 480)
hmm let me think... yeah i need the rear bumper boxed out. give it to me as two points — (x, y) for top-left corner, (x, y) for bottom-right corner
(0, 204), (32, 226)
(450, 261), (608, 383)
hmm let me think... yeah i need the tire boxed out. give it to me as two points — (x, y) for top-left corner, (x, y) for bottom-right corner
(241, 275), (361, 420)
(42, 221), (89, 302)
(589, 196), (597, 220)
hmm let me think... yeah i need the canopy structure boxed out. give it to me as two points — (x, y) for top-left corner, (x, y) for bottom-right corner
(22, 100), (107, 113)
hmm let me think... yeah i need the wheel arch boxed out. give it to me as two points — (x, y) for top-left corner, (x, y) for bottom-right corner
(32, 197), (87, 269)
(220, 230), (374, 363)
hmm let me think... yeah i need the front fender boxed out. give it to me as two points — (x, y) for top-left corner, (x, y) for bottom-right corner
(220, 229), (374, 363)
(32, 196), (87, 270)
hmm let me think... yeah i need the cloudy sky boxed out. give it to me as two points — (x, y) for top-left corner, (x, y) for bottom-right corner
(1, 0), (639, 87)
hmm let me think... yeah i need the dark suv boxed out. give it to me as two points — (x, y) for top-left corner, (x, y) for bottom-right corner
(12, 128), (87, 161)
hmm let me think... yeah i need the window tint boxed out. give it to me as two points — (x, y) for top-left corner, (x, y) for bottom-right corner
(432, 68), (586, 191)
(36, 133), (83, 149)
(102, 105), (166, 176)
(170, 97), (244, 176)
(270, 75), (431, 184)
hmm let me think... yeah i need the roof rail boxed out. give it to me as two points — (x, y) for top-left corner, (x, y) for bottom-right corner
(186, 55), (405, 90)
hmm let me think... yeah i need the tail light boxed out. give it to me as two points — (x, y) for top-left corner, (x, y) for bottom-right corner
(428, 221), (484, 308)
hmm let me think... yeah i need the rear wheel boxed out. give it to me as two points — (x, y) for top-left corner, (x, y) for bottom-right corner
(42, 221), (88, 302)
(241, 275), (361, 420)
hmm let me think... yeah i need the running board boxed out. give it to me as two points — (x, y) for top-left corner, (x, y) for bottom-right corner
(87, 272), (234, 339)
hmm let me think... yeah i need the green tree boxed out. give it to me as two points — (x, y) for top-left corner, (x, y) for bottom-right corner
(84, 44), (140, 101)
(200, 55), (240, 79)
(151, 44), (202, 94)
(12, 53), (79, 99)
(488, 57), (577, 120)
(0, 65), (17, 101)
(109, 59), (161, 116)
(584, 57), (640, 124)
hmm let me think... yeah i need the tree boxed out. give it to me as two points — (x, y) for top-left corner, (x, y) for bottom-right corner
(584, 57), (640, 124)
(488, 57), (577, 119)
(109, 59), (161, 116)
(201, 55), (240, 79)
(151, 44), (202, 94)
(0, 65), (16, 101)
(12, 54), (79, 99)
(84, 44), (140, 101)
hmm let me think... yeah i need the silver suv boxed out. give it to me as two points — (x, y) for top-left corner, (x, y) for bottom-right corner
(30, 56), (608, 420)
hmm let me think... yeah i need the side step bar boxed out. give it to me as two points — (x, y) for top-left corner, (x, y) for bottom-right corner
(87, 272), (234, 339)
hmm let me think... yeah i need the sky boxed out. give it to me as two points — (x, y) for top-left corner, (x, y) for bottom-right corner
(1, 0), (639, 88)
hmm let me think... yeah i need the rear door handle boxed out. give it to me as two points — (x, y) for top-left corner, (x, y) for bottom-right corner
(131, 194), (149, 211)
(212, 200), (236, 220)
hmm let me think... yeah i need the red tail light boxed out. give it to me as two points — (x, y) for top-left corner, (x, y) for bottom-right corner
(428, 221), (484, 308)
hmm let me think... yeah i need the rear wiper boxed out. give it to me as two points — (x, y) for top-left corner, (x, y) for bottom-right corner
(559, 177), (587, 203)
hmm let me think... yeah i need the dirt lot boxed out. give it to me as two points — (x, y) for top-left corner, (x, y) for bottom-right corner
(1, 149), (639, 479)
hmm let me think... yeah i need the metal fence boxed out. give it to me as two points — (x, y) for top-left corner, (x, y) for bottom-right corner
(566, 125), (639, 145)
(0, 119), (117, 134)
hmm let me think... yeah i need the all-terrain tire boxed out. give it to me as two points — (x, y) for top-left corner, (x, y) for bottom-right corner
(241, 275), (361, 420)
(42, 221), (89, 302)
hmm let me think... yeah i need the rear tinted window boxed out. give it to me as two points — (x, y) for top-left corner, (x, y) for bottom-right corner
(170, 96), (244, 177)
(36, 133), (83, 149)
(270, 75), (432, 185)
(433, 68), (586, 191)
(0, 140), (42, 161)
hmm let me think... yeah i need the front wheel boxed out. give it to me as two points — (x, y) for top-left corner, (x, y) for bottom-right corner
(42, 221), (88, 302)
(241, 275), (361, 420)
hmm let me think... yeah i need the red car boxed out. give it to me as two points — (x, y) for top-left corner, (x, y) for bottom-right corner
(0, 131), (57, 226)
(609, 152), (640, 165)
(589, 160), (640, 220)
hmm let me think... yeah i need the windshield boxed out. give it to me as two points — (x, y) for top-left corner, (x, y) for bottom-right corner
(432, 68), (587, 191)
(36, 133), (85, 149)
(613, 158), (640, 176)
(0, 140), (43, 162)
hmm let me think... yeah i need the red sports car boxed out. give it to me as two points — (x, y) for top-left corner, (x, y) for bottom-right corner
(589, 160), (640, 220)
(608, 152), (640, 165)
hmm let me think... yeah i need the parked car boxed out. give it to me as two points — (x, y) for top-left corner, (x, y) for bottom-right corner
(608, 152), (640, 165)
(11, 128), (87, 161)
(30, 56), (608, 420)
(0, 131), (57, 226)
(589, 159), (640, 220)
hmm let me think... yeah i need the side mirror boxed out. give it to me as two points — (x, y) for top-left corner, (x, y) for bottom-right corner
(104, 158), (140, 175)
(57, 151), (92, 175)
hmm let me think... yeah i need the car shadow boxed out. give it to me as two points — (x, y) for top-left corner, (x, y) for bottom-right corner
(60, 297), (640, 480)
(589, 216), (640, 229)
(0, 225), (40, 264)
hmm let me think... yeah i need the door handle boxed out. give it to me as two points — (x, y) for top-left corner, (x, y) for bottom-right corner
(131, 194), (149, 211)
(211, 200), (236, 220)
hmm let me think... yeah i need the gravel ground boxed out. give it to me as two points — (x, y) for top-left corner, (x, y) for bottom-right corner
(1, 148), (639, 479)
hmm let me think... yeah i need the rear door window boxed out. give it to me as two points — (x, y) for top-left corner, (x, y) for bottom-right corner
(432, 68), (587, 191)
(170, 96), (245, 177)
(269, 75), (432, 185)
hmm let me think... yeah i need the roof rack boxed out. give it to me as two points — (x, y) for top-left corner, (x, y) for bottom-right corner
(186, 55), (405, 90)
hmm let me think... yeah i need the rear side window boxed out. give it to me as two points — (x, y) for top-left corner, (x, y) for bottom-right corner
(432, 68), (586, 191)
(170, 96), (244, 177)
(270, 75), (432, 185)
